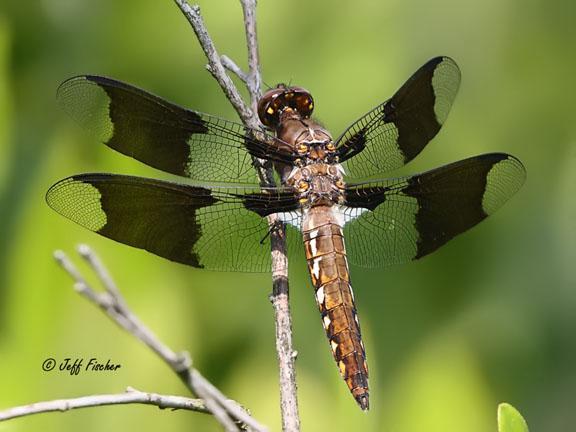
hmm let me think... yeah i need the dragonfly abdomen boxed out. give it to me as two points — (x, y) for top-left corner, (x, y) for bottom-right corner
(302, 207), (369, 410)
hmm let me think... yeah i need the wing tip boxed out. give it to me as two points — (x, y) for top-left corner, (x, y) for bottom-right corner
(45, 175), (75, 209)
(56, 75), (93, 98)
(482, 153), (526, 215)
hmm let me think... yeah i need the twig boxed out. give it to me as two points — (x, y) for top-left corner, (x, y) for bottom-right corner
(60, 246), (189, 373)
(174, 1), (300, 430)
(1, 2), (296, 431)
(237, 2), (300, 429)
(0, 388), (208, 422)
(239, 0), (262, 115)
(55, 246), (267, 432)
(269, 225), (300, 432)
(173, 0), (255, 128)
(221, 55), (249, 84)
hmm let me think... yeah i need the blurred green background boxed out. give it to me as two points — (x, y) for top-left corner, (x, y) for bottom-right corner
(0, 0), (574, 431)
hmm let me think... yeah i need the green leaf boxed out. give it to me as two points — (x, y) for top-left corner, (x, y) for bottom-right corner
(498, 403), (529, 432)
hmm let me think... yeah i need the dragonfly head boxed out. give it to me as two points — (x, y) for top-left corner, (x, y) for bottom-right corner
(258, 84), (314, 128)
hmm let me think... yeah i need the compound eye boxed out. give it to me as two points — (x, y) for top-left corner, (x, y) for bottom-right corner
(257, 102), (279, 127)
(297, 180), (310, 192)
(258, 88), (284, 127)
(294, 94), (314, 118)
(326, 142), (336, 151)
(335, 179), (345, 190)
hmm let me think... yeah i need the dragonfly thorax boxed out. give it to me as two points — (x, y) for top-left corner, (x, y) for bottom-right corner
(276, 117), (335, 164)
(287, 163), (345, 208)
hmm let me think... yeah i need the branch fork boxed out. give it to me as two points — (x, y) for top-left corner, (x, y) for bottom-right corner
(1, 1), (300, 430)
(174, 2), (300, 430)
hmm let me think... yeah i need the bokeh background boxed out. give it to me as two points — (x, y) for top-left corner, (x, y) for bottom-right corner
(0, 0), (575, 431)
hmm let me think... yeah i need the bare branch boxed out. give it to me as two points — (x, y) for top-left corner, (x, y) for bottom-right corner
(173, 0), (257, 128)
(54, 247), (189, 373)
(0, 388), (208, 422)
(77, 244), (124, 305)
(0, 2), (298, 431)
(173, 1), (301, 429)
(221, 55), (250, 84)
(269, 221), (300, 432)
(54, 246), (268, 432)
(238, 1), (302, 428)
(240, 0), (262, 113)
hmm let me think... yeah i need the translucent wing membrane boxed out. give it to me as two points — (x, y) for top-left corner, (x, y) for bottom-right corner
(51, 64), (526, 275)
(45, 154), (525, 271)
(342, 153), (526, 267)
(335, 56), (461, 179)
(46, 174), (303, 272)
(57, 76), (296, 184)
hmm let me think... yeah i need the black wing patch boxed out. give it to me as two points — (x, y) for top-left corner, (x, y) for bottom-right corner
(57, 76), (296, 184)
(46, 174), (301, 271)
(342, 153), (526, 267)
(335, 56), (461, 179)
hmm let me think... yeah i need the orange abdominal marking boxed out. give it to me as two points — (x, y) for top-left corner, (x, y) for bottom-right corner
(257, 84), (370, 410)
(303, 209), (370, 410)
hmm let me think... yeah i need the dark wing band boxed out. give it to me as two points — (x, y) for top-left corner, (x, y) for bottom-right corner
(335, 56), (461, 179)
(46, 174), (302, 272)
(57, 76), (296, 184)
(341, 153), (526, 267)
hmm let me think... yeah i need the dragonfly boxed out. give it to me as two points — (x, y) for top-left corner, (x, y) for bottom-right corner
(46, 56), (526, 411)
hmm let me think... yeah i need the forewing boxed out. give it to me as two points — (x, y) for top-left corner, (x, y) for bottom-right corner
(335, 56), (461, 179)
(57, 76), (296, 184)
(46, 174), (303, 272)
(341, 153), (526, 267)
